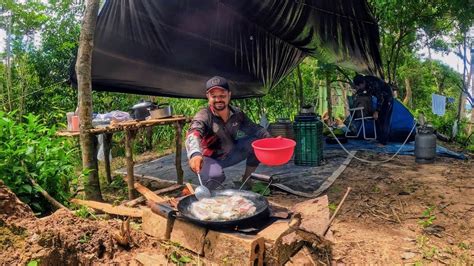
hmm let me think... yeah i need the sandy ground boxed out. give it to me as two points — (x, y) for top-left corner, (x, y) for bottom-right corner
(1, 151), (473, 265)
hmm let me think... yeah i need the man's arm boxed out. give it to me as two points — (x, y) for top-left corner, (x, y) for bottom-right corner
(185, 110), (209, 159)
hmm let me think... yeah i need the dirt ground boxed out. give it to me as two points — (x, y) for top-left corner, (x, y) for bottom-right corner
(1, 150), (473, 265)
(271, 152), (474, 264)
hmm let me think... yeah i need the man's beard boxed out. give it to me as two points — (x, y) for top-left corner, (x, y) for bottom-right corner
(213, 102), (227, 111)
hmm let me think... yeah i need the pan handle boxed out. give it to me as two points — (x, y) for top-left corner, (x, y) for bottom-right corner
(250, 173), (273, 183)
(150, 203), (176, 219)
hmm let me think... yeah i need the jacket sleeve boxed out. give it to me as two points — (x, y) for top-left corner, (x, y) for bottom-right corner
(241, 113), (271, 139)
(185, 109), (209, 159)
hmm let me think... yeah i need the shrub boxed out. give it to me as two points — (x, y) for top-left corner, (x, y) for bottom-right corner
(0, 111), (77, 214)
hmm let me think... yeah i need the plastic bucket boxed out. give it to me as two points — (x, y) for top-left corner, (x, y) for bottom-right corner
(252, 137), (296, 166)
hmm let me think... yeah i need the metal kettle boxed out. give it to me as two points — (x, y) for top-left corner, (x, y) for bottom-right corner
(130, 100), (156, 121)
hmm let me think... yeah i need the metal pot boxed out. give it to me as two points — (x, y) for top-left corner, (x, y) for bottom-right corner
(130, 100), (156, 121)
(149, 103), (173, 119)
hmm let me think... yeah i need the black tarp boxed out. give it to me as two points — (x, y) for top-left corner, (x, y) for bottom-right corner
(71, 0), (382, 98)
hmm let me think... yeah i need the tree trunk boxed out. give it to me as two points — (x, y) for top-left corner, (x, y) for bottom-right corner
(339, 82), (349, 117)
(5, 13), (13, 111)
(469, 47), (474, 134)
(75, 0), (103, 201)
(296, 65), (304, 108)
(326, 73), (332, 122)
(403, 78), (412, 107)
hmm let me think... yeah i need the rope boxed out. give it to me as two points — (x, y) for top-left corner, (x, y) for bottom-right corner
(321, 120), (417, 165)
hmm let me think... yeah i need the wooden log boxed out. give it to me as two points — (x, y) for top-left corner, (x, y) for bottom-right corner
(125, 129), (137, 199)
(204, 231), (265, 266)
(290, 195), (330, 236)
(174, 121), (184, 184)
(70, 198), (142, 217)
(258, 221), (304, 265)
(134, 182), (167, 203)
(141, 208), (172, 240)
(124, 184), (182, 207)
(135, 252), (168, 266)
(170, 219), (207, 255)
(285, 246), (317, 266)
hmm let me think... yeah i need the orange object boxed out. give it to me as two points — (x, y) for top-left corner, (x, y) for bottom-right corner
(71, 115), (80, 131)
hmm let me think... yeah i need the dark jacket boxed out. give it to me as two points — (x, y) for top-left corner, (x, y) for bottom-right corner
(357, 76), (393, 111)
(185, 105), (270, 160)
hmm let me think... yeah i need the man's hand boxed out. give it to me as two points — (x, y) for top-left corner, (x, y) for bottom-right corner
(373, 111), (379, 120)
(189, 155), (203, 173)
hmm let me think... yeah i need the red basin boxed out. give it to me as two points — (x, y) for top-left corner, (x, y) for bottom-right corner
(252, 137), (296, 166)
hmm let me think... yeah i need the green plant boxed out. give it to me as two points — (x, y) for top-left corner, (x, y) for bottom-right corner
(418, 206), (436, 228)
(251, 182), (271, 196)
(328, 203), (337, 212)
(0, 111), (77, 214)
(27, 260), (39, 266)
(79, 233), (91, 244)
(458, 242), (470, 250)
(74, 206), (96, 219)
(170, 251), (192, 265)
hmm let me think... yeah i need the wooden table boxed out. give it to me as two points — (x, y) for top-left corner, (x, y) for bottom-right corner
(57, 116), (188, 199)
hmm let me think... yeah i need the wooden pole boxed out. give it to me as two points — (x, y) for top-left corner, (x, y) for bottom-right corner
(103, 133), (113, 184)
(75, 0), (103, 201)
(174, 121), (184, 184)
(125, 129), (137, 199)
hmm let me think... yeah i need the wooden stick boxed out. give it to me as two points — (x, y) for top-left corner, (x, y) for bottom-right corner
(134, 182), (167, 203)
(323, 187), (352, 236)
(29, 177), (67, 210)
(124, 184), (182, 207)
(71, 198), (142, 217)
(185, 183), (195, 194)
(174, 121), (184, 184)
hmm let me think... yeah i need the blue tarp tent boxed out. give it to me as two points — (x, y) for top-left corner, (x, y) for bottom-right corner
(351, 98), (416, 143)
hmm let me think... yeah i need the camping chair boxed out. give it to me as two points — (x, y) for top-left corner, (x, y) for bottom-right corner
(345, 97), (377, 140)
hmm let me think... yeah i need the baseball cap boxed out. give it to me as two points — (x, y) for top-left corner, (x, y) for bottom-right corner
(206, 76), (230, 93)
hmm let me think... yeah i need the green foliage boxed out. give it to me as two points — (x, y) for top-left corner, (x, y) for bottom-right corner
(170, 251), (192, 265)
(27, 260), (39, 266)
(0, 111), (77, 214)
(251, 182), (271, 196)
(418, 206), (436, 228)
(74, 206), (97, 220)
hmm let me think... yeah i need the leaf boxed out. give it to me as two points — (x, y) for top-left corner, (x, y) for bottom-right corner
(27, 260), (39, 266)
(179, 255), (192, 263)
(251, 182), (271, 196)
(22, 184), (33, 193)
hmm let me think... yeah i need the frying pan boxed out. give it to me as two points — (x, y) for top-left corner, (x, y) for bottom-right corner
(177, 189), (270, 227)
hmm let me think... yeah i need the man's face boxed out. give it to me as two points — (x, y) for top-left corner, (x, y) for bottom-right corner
(207, 87), (231, 111)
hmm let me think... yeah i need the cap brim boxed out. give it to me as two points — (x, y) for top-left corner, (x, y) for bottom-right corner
(206, 86), (228, 93)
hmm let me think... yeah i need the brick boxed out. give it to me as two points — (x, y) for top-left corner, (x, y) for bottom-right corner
(170, 219), (207, 255)
(141, 209), (170, 240)
(135, 252), (168, 266)
(204, 230), (265, 266)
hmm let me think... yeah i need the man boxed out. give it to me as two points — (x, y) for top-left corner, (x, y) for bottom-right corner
(353, 74), (394, 145)
(185, 76), (271, 189)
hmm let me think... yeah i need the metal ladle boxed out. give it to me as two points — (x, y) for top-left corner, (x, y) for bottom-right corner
(194, 172), (211, 200)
